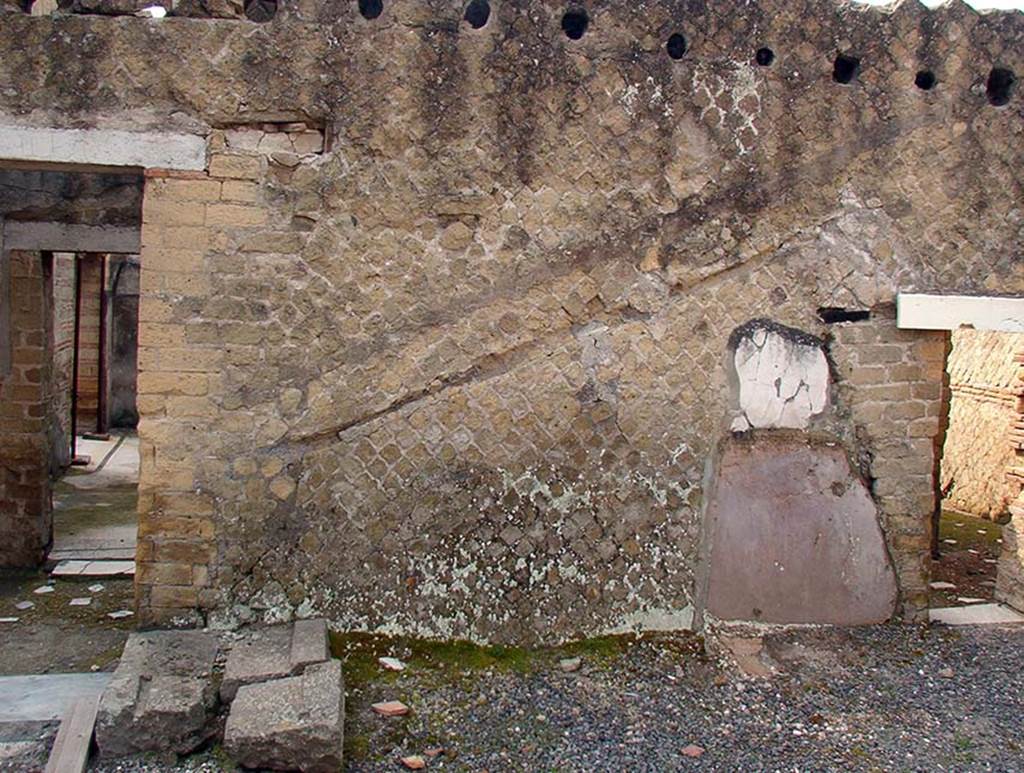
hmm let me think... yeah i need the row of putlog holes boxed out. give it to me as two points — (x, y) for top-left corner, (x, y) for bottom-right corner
(248, 0), (1018, 106)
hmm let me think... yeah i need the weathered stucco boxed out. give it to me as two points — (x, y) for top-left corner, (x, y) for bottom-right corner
(0, 0), (1022, 643)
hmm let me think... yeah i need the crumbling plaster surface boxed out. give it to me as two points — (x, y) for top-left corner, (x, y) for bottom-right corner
(729, 320), (829, 430)
(0, 0), (1021, 643)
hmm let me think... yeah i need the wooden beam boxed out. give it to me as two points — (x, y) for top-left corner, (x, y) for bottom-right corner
(3, 222), (140, 254)
(44, 695), (100, 773)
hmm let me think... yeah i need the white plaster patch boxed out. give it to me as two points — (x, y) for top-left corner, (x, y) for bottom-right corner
(733, 327), (828, 429)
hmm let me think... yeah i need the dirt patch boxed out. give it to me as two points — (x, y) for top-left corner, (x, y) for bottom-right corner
(0, 569), (133, 675)
(930, 510), (1004, 605)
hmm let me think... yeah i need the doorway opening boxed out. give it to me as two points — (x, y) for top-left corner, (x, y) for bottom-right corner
(897, 293), (1024, 623)
(0, 166), (142, 669)
(931, 328), (1022, 610)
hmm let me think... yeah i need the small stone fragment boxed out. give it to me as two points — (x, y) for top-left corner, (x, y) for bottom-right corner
(929, 581), (956, 591)
(371, 700), (409, 717)
(559, 657), (582, 673)
(681, 744), (705, 758)
(713, 674), (729, 687)
(379, 656), (406, 671)
(957, 597), (985, 604)
(89, 583), (105, 593)
(401, 755), (426, 770)
(69, 597), (92, 606)
(424, 747), (444, 757)
(0, 617), (19, 623)
(108, 610), (134, 619)
(34, 585), (54, 595)
(14, 601), (34, 611)
(943, 539), (958, 545)
(938, 667), (955, 679)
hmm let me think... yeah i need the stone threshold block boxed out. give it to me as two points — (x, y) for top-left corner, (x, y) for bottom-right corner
(224, 659), (344, 773)
(220, 618), (330, 702)
(95, 630), (220, 758)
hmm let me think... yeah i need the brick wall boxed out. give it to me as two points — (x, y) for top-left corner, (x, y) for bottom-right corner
(831, 308), (947, 622)
(74, 253), (102, 433)
(940, 329), (1024, 520)
(0, 250), (53, 566)
(135, 150), (275, 624)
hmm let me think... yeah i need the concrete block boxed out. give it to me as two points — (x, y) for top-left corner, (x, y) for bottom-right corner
(95, 630), (220, 758)
(224, 660), (344, 773)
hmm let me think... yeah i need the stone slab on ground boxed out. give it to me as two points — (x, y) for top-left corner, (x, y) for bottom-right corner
(930, 603), (1024, 625)
(0, 674), (111, 722)
(224, 659), (344, 773)
(52, 560), (134, 578)
(220, 618), (329, 702)
(95, 630), (219, 758)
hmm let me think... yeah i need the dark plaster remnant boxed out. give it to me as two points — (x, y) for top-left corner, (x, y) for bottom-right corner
(727, 318), (825, 352)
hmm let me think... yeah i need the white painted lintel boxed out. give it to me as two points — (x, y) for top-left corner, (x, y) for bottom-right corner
(897, 293), (1024, 333)
(3, 222), (140, 254)
(0, 125), (206, 171)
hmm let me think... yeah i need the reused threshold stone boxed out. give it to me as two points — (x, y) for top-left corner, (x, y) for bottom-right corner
(224, 659), (345, 773)
(221, 618), (330, 702)
(95, 630), (220, 758)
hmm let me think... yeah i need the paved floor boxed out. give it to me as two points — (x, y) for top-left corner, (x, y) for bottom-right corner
(52, 433), (139, 563)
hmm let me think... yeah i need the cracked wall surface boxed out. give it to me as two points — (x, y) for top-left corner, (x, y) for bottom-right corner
(0, 0), (1021, 642)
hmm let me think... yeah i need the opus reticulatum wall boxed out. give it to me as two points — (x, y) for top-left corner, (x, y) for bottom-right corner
(0, 0), (1022, 644)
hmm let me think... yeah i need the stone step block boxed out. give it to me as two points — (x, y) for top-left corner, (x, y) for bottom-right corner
(224, 660), (344, 773)
(221, 618), (329, 702)
(95, 630), (220, 758)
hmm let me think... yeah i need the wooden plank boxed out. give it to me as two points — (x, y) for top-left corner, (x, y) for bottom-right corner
(44, 695), (100, 773)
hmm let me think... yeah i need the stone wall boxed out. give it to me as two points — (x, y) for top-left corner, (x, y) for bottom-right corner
(0, 251), (54, 566)
(0, 0), (1022, 641)
(941, 329), (1024, 520)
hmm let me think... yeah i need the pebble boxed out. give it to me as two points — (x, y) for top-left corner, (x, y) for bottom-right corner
(108, 610), (134, 619)
(33, 586), (55, 595)
(681, 744), (705, 758)
(0, 617), (19, 623)
(559, 657), (582, 673)
(379, 656), (406, 671)
(89, 583), (105, 593)
(938, 667), (955, 679)
(929, 581), (956, 590)
(372, 700), (410, 717)
(400, 755), (426, 770)
(14, 601), (34, 611)
(69, 598), (91, 607)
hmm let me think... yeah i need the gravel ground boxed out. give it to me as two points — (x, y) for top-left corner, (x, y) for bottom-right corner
(81, 622), (1024, 772)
